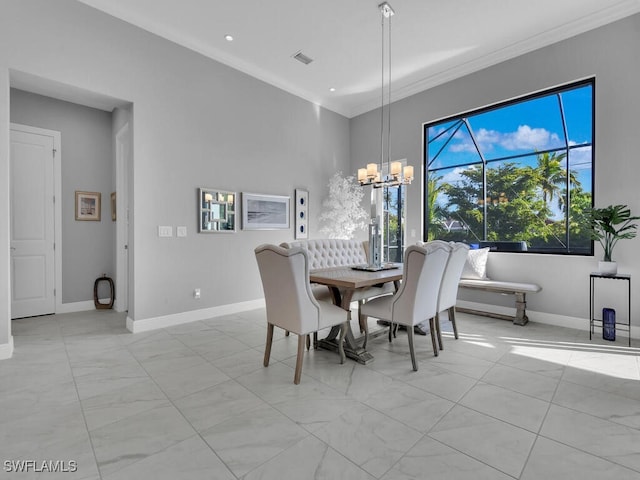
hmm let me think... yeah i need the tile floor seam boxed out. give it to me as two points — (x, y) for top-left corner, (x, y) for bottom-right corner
(516, 369), (566, 479)
(535, 431), (640, 475)
(100, 334), (238, 478)
(423, 432), (521, 479)
(193, 430), (243, 480)
(59, 319), (106, 480)
(8, 309), (639, 480)
(559, 375), (640, 405)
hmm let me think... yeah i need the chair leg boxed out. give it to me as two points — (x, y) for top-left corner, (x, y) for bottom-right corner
(338, 322), (347, 364)
(306, 334), (311, 351)
(294, 335), (306, 384)
(388, 322), (393, 343)
(358, 300), (366, 333)
(450, 306), (459, 339)
(264, 323), (274, 367)
(407, 325), (418, 371)
(285, 330), (290, 336)
(435, 312), (444, 351)
(428, 317), (438, 357)
(313, 332), (318, 349)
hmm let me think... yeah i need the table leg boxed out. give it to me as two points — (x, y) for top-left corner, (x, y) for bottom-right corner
(317, 287), (374, 365)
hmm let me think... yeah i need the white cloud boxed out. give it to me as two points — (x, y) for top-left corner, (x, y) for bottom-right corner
(445, 124), (562, 154)
(568, 146), (592, 170)
(439, 166), (469, 185)
(500, 125), (561, 150)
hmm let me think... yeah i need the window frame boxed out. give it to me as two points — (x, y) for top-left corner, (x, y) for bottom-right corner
(422, 78), (595, 255)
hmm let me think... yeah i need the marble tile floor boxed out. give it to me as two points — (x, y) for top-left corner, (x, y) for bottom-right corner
(2, 308), (640, 479)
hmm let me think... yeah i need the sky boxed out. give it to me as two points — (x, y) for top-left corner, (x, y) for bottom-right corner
(427, 83), (593, 192)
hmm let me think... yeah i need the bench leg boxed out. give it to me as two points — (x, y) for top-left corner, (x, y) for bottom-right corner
(514, 293), (529, 326)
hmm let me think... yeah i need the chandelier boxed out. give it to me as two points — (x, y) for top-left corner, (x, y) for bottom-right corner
(358, 2), (413, 188)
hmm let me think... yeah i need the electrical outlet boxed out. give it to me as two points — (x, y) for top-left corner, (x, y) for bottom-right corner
(194, 288), (201, 299)
(158, 226), (173, 237)
(177, 226), (187, 237)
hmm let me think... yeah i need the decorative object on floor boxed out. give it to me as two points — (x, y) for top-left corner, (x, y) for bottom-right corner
(110, 192), (116, 221)
(602, 307), (616, 341)
(357, 2), (413, 189)
(589, 204), (639, 275)
(94, 274), (114, 309)
(75, 191), (101, 221)
(242, 192), (290, 230)
(318, 173), (368, 239)
(198, 188), (236, 232)
(294, 189), (308, 239)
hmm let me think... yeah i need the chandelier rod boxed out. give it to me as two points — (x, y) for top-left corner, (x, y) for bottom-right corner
(387, 7), (392, 176)
(380, 7), (385, 172)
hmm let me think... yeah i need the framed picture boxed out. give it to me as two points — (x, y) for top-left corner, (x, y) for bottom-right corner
(110, 192), (116, 221)
(295, 189), (309, 239)
(198, 187), (237, 233)
(242, 192), (290, 230)
(75, 191), (101, 221)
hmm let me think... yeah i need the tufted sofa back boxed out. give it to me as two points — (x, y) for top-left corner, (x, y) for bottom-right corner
(281, 239), (367, 271)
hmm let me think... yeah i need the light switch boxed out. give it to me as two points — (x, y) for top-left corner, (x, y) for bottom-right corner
(177, 226), (187, 237)
(158, 226), (173, 237)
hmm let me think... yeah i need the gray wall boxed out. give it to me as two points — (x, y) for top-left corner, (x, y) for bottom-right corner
(350, 14), (640, 325)
(0, 0), (350, 340)
(10, 89), (114, 304)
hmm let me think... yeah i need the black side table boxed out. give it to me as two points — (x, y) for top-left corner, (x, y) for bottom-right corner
(589, 272), (631, 346)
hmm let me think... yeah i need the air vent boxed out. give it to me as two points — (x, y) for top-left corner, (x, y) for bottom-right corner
(292, 51), (313, 65)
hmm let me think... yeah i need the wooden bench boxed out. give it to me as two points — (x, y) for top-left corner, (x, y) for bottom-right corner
(457, 279), (542, 326)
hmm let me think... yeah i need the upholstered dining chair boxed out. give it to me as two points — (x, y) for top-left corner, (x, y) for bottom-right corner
(359, 243), (449, 370)
(254, 244), (350, 384)
(421, 241), (470, 350)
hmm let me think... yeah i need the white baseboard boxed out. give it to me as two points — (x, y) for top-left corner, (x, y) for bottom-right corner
(56, 299), (112, 314)
(457, 300), (640, 339)
(57, 300), (96, 314)
(0, 336), (14, 360)
(127, 299), (266, 333)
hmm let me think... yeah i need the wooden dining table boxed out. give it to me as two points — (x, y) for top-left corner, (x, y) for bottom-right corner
(310, 264), (403, 364)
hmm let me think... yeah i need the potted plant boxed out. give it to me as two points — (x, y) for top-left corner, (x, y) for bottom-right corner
(589, 204), (639, 274)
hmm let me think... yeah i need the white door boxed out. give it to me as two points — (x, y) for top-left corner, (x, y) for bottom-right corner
(10, 127), (56, 318)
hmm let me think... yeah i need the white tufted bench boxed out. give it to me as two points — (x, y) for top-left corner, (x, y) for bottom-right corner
(281, 239), (395, 315)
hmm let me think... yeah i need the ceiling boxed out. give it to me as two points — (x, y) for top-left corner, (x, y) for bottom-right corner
(76, 0), (640, 118)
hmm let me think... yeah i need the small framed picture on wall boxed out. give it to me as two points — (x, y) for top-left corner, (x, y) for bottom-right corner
(75, 191), (101, 221)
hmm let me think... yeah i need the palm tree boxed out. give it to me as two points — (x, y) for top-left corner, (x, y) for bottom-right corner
(536, 151), (566, 205)
(426, 175), (448, 240)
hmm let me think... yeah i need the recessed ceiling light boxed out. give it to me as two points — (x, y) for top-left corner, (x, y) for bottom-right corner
(224, 34), (234, 42)
(329, 87), (336, 92)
